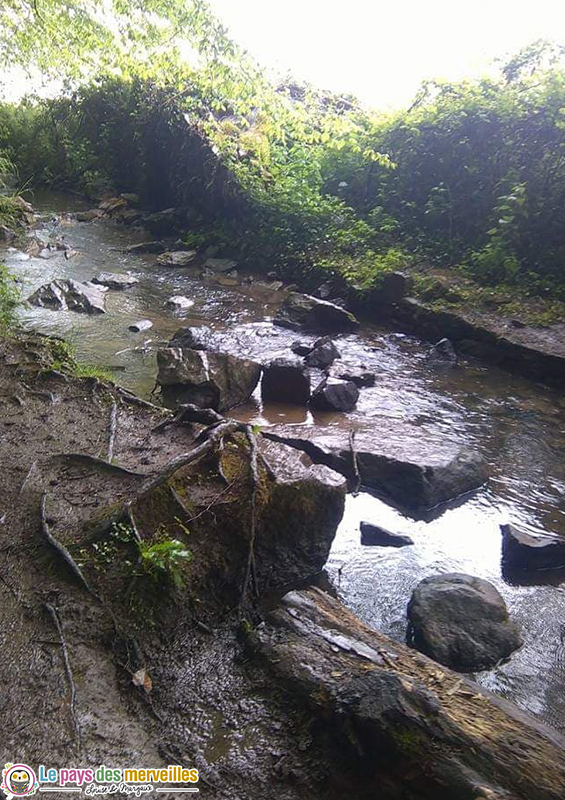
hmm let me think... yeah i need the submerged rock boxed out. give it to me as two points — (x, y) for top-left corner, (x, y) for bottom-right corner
(291, 340), (313, 357)
(92, 272), (139, 290)
(157, 347), (261, 412)
(157, 250), (197, 267)
(165, 295), (194, 310)
(310, 377), (359, 412)
(275, 292), (359, 333)
(261, 357), (311, 405)
(407, 573), (522, 671)
(305, 337), (341, 369)
(501, 523), (565, 571)
(28, 279), (106, 314)
(429, 337), (458, 364)
(360, 522), (413, 547)
(128, 319), (153, 332)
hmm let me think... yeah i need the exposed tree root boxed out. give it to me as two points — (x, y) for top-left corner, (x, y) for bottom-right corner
(39, 493), (95, 596)
(51, 452), (145, 477)
(106, 401), (118, 462)
(240, 425), (261, 609)
(44, 602), (82, 754)
(348, 429), (361, 494)
(116, 386), (167, 412)
(19, 460), (37, 495)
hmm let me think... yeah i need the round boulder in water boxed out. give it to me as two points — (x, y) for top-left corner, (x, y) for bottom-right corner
(310, 377), (359, 412)
(407, 573), (522, 672)
(262, 357), (311, 405)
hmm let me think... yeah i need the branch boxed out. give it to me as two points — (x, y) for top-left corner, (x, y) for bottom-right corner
(44, 603), (81, 753)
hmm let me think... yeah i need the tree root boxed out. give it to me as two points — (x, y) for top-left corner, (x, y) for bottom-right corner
(116, 386), (166, 413)
(107, 402), (118, 462)
(44, 602), (82, 754)
(39, 493), (95, 596)
(240, 425), (261, 609)
(19, 460), (37, 494)
(349, 429), (361, 494)
(51, 452), (145, 477)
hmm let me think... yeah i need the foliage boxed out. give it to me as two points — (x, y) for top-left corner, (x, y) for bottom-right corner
(0, 4), (565, 297)
(0, 263), (19, 331)
(139, 536), (192, 589)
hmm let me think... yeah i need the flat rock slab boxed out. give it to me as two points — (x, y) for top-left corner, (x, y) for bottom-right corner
(248, 588), (565, 800)
(501, 523), (565, 571)
(262, 421), (487, 511)
(407, 573), (522, 671)
(92, 272), (139, 290)
(275, 292), (359, 333)
(28, 279), (106, 314)
(360, 521), (413, 547)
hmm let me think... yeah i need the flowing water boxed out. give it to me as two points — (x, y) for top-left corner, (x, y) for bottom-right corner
(4, 191), (565, 732)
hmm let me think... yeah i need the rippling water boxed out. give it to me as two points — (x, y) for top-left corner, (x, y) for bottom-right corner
(5, 191), (565, 731)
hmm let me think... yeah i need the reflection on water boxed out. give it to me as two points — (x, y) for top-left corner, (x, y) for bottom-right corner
(5, 191), (565, 731)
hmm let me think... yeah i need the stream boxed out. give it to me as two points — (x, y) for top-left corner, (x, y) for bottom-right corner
(4, 191), (565, 733)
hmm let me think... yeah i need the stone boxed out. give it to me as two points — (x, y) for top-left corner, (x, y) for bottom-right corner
(310, 378), (359, 412)
(329, 360), (376, 387)
(157, 348), (261, 412)
(305, 337), (341, 369)
(0, 225), (15, 242)
(429, 337), (458, 363)
(165, 295), (194, 310)
(99, 196), (127, 212)
(128, 319), (153, 332)
(291, 341), (313, 357)
(75, 209), (104, 222)
(157, 250), (197, 267)
(360, 522), (413, 547)
(126, 241), (166, 254)
(92, 272), (139, 290)
(27, 279), (106, 314)
(501, 523), (565, 571)
(275, 292), (359, 333)
(407, 573), (522, 671)
(366, 271), (412, 305)
(170, 326), (215, 351)
(120, 193), (139, 205)
(261, 357), (311, 405)
(203, 258), (239, 272)
(142, 208), (184, 236)
(314, 281), (335, 300)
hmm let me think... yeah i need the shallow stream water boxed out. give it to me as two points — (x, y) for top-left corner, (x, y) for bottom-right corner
(4, 191), (565, 732)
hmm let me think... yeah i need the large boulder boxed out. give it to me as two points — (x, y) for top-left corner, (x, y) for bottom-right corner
(310, 378), (359, 412)
(364, 270), (412, 305)
(360, 522), (413, 547)
(170, 326), (215, 351)
(261, 357), (311, 405)
(501, 523), (565, 571)
(92, 272), (138, 290)
(142, 207), (184, 236)
(157, 250), (197, 267)
(28, 279), (106, 314)
(157, 347), (261, 412)
(275, 292), (359, 333)
(407, 573), (522, 671)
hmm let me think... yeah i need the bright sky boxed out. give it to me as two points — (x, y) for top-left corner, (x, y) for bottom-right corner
(207, 0), (565, 109)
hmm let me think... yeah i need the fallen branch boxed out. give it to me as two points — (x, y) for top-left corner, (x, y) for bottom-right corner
(107, 402), (118, 462)
(115, 386), (166, 412)
(44, 603), (82, 753)
(152, 403), (222, 433)
(39, 493), (94, 596)
(349, 429), (361, 494)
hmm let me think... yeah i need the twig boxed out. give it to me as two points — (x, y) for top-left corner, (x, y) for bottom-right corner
(107, 402), (118, 462)
(126, 505), (142, 543)
(349, 429), (361, 494)
(173, 481), (235, 525)
(20, 460), (37, 494)
(51, 453), (145, 477)
(39, 493), (94, 596)
(11, 394), (25, 407)
(115, 387), (166, 412)
(43, 603), (82, 753)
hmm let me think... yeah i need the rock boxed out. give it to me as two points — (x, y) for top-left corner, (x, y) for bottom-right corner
(157, 250), (197, 267)
(92, 272), (139, 290)
(305, 337), (341, 369)
(429, 337), (458, 363)
(157, 348), (262, 412)
(291, 341), (313, 357)
(76, 209), (104, 222)
(314, 281), (335, 300)
(329, 360), (376, 387)
(360, 522), (413, 547)
(126, 241), (167, 254)
(142, 208), (184, 235)
(365, 271), (412, 305)
(28, 279), (106, 314)
(99, 196), (127, 212)
(261, 425), (488, 511)
(501, 523), (565, 571)
(165, 295), (194, 310)
(129, 319), (153, 332)
(120, 192), (139, 205)
(407, 573), (522, 671)
(261, 357), (311, 405)
(275, 292), (359, 333)
(170, 326), (215, 351)
(0, 225), (15, 242)
(203, 258), (238, 273)
(310, 378), (359, 412)
(247, 588), (565, 800)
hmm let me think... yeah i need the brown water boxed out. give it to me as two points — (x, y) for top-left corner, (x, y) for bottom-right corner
(5, 191), (565, 732)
